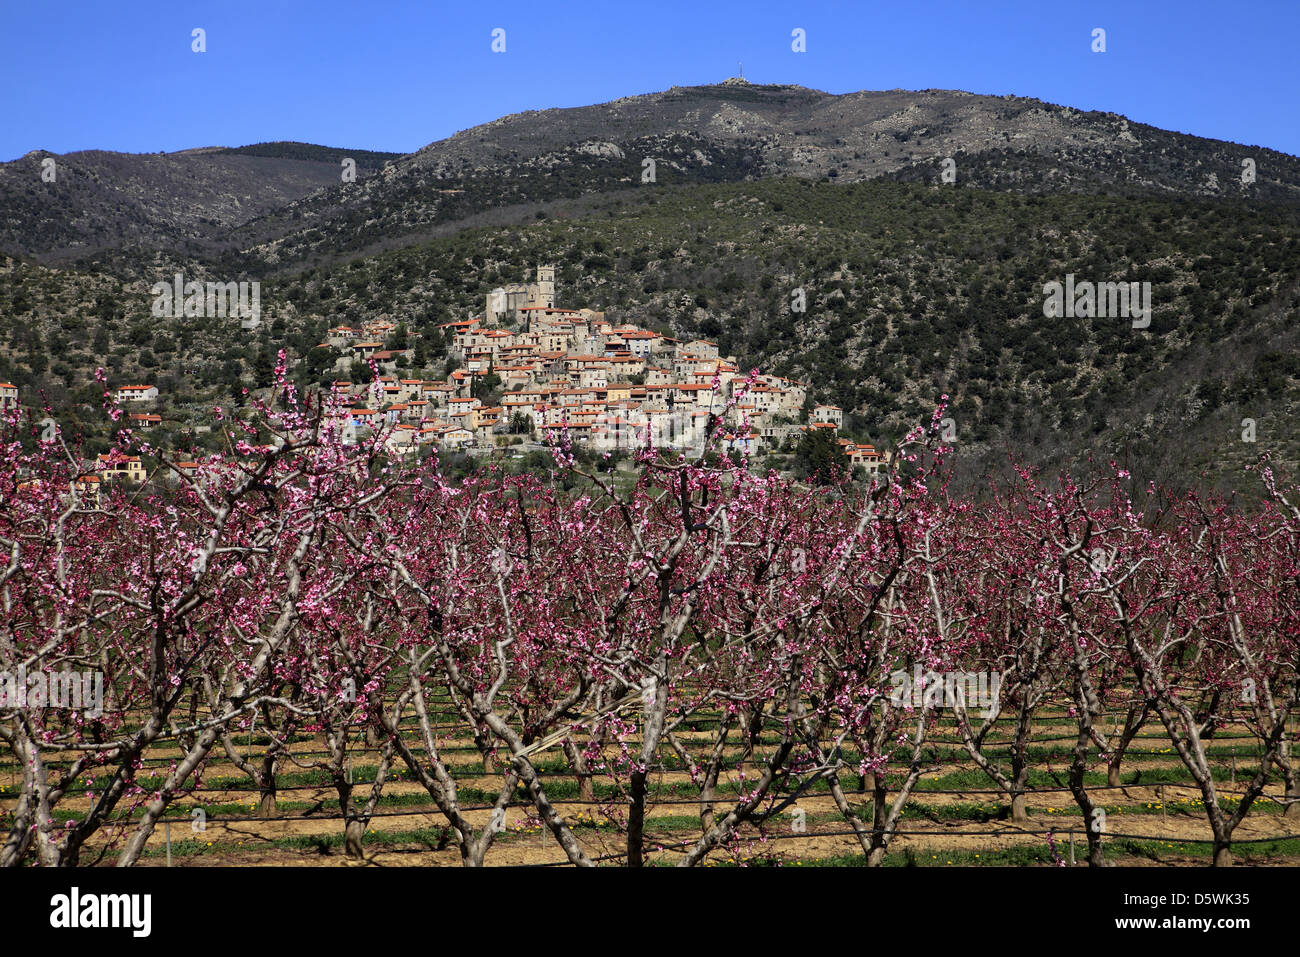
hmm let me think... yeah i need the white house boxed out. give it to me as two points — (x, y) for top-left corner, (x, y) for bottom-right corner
(116, 385), (159, 403)
(811, 404), (843, 429)
(438, 427), (475, 449)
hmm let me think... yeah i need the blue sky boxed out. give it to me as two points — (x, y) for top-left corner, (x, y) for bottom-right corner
(3, 0), (1297, 161)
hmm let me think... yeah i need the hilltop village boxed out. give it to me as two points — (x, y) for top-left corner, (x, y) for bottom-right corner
(317, 265), (886, 471)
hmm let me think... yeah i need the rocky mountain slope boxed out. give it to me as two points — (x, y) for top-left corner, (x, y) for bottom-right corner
(0, 142), (397, 261)
(7, 82), (1298, 267)
(223, 82), (1300, 268)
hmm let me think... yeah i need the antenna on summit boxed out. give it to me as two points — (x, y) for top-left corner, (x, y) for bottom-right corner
(738, 61), (743, 80)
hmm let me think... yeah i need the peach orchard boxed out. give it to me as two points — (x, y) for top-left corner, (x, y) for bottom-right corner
(0, 357), (1296, 867)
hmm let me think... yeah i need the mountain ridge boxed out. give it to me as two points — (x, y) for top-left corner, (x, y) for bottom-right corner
(5, 83), (1299, 266)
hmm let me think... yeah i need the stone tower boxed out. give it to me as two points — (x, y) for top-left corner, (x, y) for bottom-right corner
(534, 264), (555, 308)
